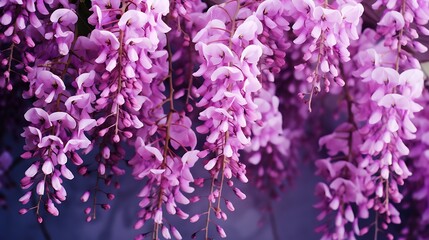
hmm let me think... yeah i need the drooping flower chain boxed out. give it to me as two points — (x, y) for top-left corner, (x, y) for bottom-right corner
(314, 0), (428, 237)
(190, 1), (267, 238)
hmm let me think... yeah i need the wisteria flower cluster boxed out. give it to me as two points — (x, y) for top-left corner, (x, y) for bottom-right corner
(0, 0), (429, 239)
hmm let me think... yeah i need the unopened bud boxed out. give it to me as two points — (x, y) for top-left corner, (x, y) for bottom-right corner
(84, 207), (91, 215)
(101, 204), (110, 210)
(225, 200), (235, 211)
(81, 191), (90, 202)
(19, 208), (28, 215)
(78, 166), (88, 175)
(107, 193), (115, 200)
(216, 225), (227, 238)
(233, 187), (246, 200)
(190, 214), (200, 223)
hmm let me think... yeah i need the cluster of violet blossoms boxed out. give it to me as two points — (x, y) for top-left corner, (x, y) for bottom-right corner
(0, 0), (429, 239)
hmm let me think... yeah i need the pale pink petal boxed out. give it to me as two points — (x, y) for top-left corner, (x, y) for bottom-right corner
(341, 3), (364, 24)
(19, 191), (32, 204)
(387, 117), (399, 132)
(47, 200), (59, 216)
(171, 226), (182, 240)
(49, 112), (76, 129)
(400, 69), (424, 98)
(224, 144), (233, 158)
(50, 9), (78, 25)
(329, 197), (340, 210)
(118, 10), (148, 30)
(244, 76), (262, 92)
(369, 110), (382, 124)
(181, 150), (199, 167)
(396, 139), (409, 155)
(36, 180), (45, 195)
(61, 165), (74, 180)
(42, 161), (54, 175)
(25, 163), (39, 178)
(204, 158), (217, 170)
(378, 11), (405, 30)
(162, 226), (171, 239)
(145, 146), (163, 161)
(51, 175), (62, 191)
(150, 169), (165, 175)
(240, 45), (263, 64)
(154, 210), (163, 224)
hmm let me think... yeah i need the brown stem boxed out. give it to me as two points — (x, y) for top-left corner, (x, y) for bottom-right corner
(6, 43), (14, 85)
(216, 132), (228, 212)
(308, 31), (326, 113)
(205, 176), (216, 240)
(204, 1), (239, 238)
(31, 194), (52, 240)
(153, 32), (175, 240)
(114, 28), (125, 137)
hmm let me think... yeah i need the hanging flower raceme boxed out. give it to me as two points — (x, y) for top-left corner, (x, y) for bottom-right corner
(19, 105), (94, 221)
(315, 122), (372, 240)
(313, 45), (371, 239)
(367, 1), (428, 234)
(14, 1), (99, 221)
(131, 138), (199, 240)
(314, 0), (428, 235)
(18, 61), (94, 222)
(289, 0), (363, 111)
(71, 0), (173, 222)
(130, 65), (200, 238)
(85, 0), (170, 145)
(190, 1), (267, 238)
(349, 22), (424, 237)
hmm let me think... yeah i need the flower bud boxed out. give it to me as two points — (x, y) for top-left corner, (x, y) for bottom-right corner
(81, 191), (90, 202)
